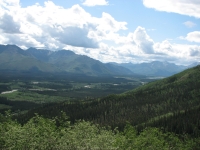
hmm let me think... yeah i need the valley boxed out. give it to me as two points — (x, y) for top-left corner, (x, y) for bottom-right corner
(0, 44), (200, 149)
(0, 73), (151, 113)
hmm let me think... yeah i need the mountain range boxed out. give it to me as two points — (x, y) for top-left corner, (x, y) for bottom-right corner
(0, 45), (132, 76)
(0, 44), (198, 76)
(111, 61), (188, 77)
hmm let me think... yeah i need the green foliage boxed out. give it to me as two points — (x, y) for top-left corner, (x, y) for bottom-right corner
(0, 113), (118, 149)
(115, 123), (137, 149)
(0, 113), (199, 149)
(116, 125), (199, 150)
(57, 121), (117, 149)
(133, 128), (183, 150)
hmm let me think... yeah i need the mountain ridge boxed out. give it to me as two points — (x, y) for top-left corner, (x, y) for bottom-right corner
(0, 44), (197, 76)
(0, 45), (133, 76)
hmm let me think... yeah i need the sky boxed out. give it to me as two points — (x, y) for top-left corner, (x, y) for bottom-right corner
(0, 0), (200, 65)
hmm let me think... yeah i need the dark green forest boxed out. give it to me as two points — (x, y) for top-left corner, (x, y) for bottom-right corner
(1, 65), (200, 149)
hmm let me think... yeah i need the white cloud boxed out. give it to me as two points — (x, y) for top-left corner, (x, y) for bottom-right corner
(133, 26), (154, 54)
(154, 40), (200, 64)
(143, 0), (200, 18)
(0, 0), (20, 9)
(82, 0), (108, 7)
(0, 34), (8, 44)
(185, 31), (200, 43)
(66, 35), (200, 65)
(5, 34), (45, 48)
(183, 21), (196, 28)
(154, 40), (173, 55)
(1, 0), (20, 6)
(1, 2), (125, 49)
(54, 26), (99, 48)
(189, 46), (200, 56)
(96, 12), (127, 32)
(0, 13), (21, 33)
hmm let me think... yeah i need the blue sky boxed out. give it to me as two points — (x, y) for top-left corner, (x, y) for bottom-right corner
(0, 0), (200, 65)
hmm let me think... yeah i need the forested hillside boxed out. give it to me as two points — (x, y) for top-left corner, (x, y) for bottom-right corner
(16, 65), (200, 137)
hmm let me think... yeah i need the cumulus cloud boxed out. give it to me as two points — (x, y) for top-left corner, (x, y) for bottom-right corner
(0, 1), (127, 49)
(54, 26), (98, 48)
(82, 0), (108, 7)
(105, 34), (200, 65)
(133, 26), (154, 54)
(86, 12), (128, 44)
(183, 21), (196, 28)
(66, 34), (200, 65)
(154, 40), (173, 53)
(143, 0), (200, 18)
(185, 31), (200, 43)
(97, 12), (127, 32)
(1, 0), (20, 6)
(189, 46), (200, 56)
(0, 34), (8, 44)
(0, 13), (21, 33)
(154, 41), (200, 64)
(0, 0), (20, 11)
(5, 34), (45, 49)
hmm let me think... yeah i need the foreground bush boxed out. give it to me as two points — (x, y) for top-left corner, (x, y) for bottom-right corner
(0, 113), (199, 150)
